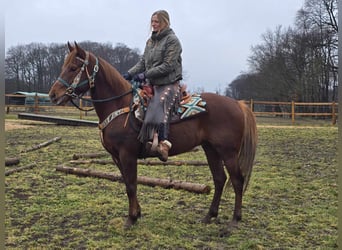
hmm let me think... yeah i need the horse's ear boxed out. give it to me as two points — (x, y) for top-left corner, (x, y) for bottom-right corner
(74, 41), (86, 59)
(67, 41), (74, 52)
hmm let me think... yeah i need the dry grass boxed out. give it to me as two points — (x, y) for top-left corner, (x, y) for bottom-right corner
(5, 115), (338, 249)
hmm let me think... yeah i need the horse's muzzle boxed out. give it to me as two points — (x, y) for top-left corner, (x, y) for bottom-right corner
(49, 89), (69, 105)
(49, 80), (70, 105)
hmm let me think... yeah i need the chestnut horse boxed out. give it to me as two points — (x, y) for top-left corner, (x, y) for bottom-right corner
(49, 43), (257, 230)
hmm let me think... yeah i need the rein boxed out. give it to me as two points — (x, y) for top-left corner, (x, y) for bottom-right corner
(78, 89), (133, 103)
(69, 88), (133, 112)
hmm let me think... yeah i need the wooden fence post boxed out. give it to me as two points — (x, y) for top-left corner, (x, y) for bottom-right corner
(34, 93), (39, 114)
(291, 101), (295, 125)
(332, 102), (336, 125)
(79, 99), (83, 119)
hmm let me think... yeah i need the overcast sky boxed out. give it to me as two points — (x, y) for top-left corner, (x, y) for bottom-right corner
(5, 0), (304, 92)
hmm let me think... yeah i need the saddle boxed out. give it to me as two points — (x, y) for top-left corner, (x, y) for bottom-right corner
(133, 83), (206, 122)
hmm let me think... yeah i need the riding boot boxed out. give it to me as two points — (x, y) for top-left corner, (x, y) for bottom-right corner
(157, 123), (171, 162)
(157, 140), (172, 162)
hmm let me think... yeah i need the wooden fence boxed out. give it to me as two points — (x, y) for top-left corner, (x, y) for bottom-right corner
(246, 100), (338, 125)
(5, 94), (338, 125)
(5, 94), (93, 119)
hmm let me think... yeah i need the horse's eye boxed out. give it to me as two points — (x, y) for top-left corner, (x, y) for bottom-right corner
(70, 65), (78, 71)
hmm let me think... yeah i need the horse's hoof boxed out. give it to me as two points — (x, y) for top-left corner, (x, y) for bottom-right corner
(123, 211), (141, 230)
(124, 217), (136, 230)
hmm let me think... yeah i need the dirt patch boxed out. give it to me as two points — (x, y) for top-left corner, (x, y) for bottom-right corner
(5, 121), (34, 131)
(5, 120), (49, 131)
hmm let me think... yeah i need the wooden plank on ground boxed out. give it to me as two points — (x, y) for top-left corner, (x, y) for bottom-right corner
(18, 113), (98, 127)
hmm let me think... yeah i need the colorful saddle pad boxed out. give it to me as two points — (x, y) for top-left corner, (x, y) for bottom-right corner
(133, 90), (207, 122)
(178, 94), (207, 119)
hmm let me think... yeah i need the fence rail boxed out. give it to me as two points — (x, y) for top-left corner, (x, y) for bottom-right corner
(5, 94), (338, 125)
(245, 100), (338, 125)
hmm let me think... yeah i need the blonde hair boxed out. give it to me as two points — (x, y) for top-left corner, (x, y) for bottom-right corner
(151, 10), (170, 31)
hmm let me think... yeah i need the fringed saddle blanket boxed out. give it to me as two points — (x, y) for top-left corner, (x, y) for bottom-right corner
(98, 89), (207, 131)
(133, 90), (207, 122)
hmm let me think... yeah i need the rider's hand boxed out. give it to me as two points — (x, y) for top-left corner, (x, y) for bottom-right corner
(122, 72), (132, 80)
(133, 73), (146, 83)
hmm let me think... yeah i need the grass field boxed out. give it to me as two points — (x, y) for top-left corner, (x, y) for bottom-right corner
(5, 115), (338, 249)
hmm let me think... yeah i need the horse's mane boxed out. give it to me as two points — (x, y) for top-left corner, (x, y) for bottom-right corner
(92, 53), (130, 92)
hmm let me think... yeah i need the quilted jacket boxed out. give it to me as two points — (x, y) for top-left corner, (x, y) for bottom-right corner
(128, 28), (182, 86)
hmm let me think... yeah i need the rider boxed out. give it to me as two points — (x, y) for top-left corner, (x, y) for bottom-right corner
(123, 10), (183, 162)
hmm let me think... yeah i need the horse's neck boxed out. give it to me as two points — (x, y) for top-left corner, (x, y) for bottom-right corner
(91, 59), (132, 122)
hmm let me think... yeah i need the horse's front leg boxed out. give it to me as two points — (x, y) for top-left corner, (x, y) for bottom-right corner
(114, 155), (141, 229)
(124, 180), (141, 229)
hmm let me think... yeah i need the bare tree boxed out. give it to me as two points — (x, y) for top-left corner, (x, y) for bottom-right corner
(5, 41), (141, 93)
(230, 0), (338, 102)
(296, 0), (338, 101)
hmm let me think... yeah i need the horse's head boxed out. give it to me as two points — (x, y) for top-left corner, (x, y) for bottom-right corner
(49, 42), (99, 105)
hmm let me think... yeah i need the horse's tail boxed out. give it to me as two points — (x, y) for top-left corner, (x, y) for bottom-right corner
(237, 100), (257, 193)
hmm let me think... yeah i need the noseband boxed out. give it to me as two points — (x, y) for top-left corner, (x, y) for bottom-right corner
(58, 51), (99, 98)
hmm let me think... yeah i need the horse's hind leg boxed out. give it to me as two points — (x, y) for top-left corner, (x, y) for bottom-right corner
(224, 156), (244, 224)
(202, 144), (226, 224)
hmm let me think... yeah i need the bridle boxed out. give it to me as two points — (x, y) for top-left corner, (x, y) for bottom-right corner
(57, 51), (99, 99)
(57, 51), (133, 108)
(56, 50), (141, 131)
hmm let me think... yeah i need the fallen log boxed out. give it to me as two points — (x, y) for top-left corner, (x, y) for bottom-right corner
(21, 137), (61, 153)
(56, 165), (211, 194)
(136, 175), (211, 194)
(140, 160), (207, 166)
(74, 148), (200, 159)
(5, 157), (20, 166)
(5, 163), (37, 176)
(69, 159), (208, 166)
(72, 152), (108, 160)
(69, 159), (112, 165)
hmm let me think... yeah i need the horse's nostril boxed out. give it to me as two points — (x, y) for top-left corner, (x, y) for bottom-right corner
(49, 93), (56, 102)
